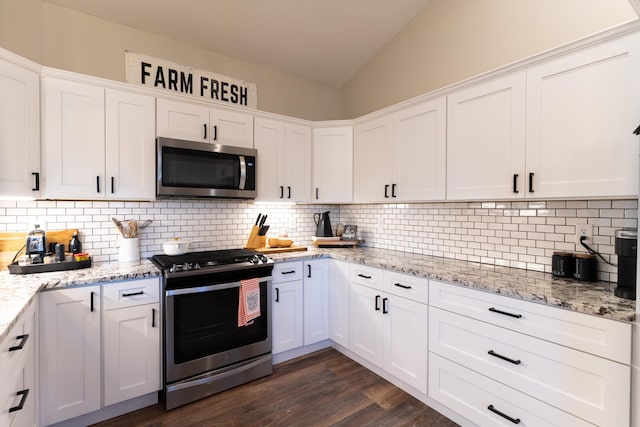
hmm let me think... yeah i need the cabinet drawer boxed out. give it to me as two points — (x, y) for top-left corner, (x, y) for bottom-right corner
(429, 280), (631, 363)
(0, 301), (35, 380)
(429, 353), (593, 427)
(383, 271), (428, 304)
(273, 261), (303, 283)
(103, 278), (160, 310)
(349, 264), (383, 290)
(429, 307), (630, 427)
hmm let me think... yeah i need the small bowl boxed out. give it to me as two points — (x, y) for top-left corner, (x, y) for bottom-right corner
(74, 252), (90, 262)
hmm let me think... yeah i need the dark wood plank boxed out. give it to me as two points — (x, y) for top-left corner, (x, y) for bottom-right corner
(92, 349), (459, 427)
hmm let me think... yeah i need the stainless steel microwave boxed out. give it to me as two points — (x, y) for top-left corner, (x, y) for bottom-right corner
(156, 137), (257, 199)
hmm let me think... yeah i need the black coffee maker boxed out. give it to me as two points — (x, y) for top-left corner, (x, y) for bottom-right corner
(614, 228), (637, 300)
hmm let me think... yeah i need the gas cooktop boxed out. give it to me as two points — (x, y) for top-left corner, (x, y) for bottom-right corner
(150, 248), (272, 275)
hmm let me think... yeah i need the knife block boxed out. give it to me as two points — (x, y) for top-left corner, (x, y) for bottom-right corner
(245, 226), (265, 249)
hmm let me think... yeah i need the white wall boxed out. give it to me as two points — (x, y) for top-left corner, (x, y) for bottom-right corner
(0, 0), (342, 121)
(342, 0), (637, 118)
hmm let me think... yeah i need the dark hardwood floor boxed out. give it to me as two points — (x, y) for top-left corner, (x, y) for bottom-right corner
(93, 348), (459, 427)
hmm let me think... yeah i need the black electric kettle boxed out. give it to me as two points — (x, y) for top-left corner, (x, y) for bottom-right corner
(314, 211), (333, 237)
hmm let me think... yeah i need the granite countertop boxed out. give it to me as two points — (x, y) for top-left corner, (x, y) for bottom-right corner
(0, 247), (636, 343)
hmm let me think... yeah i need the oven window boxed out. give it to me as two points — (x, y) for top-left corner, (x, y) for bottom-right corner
(173, 281), (268, 364)
(162, 146), (240, 189)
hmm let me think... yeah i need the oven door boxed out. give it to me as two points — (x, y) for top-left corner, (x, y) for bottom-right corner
(165, 277), (272, 384)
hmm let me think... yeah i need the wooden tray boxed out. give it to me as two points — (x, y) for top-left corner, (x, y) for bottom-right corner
(254, 246), (308, 254)
(0, 229), (79, 271)
(313, 240), (364, 248)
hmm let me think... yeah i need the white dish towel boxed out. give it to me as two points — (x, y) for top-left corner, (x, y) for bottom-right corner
(238, 278), (260, 327)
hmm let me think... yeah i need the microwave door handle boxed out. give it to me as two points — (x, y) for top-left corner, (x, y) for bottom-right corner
(239, 155), (247, 190)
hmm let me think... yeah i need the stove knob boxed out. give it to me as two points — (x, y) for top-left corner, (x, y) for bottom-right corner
(250, 255), (260, 264)
(183, 262), (190, 271)
(259, 254), (269, 263)
(193, 263), (201, 270)
(170, 264), (177, 273)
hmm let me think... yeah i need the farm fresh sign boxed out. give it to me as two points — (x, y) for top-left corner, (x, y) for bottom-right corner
(125, 52), (257, 109)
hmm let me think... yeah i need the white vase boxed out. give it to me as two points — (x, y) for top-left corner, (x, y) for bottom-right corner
(119, 237), (140, 262)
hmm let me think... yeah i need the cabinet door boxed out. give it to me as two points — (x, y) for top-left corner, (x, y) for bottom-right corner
(526, 33), (640, 198)
(40, 286), (101, 426)
(312, 126), (353, 203)
(283, 123), (311, 202)
(353, 116), (392, 202)
(303, 260), (329, 345)
(43, 78), (105, 199)
(392, 98), (446, 201)
(272, 280), (303, 354)
(156, 98), (209, 142)
(329, 260), (350, 348)
(447, 72), (526, 200)
(383, 296), (428, 393)
(210, 108), (254, 148)
(105, 89), (156, 200)
(254, 117), (284, 201)
(349, 283), (384, 367)
(0, 59), (40, 198)
(104, 303), (160, 406)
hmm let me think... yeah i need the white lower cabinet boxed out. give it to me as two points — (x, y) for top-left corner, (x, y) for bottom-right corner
(429, 353), (593, 427)
(40, 278), (161, 426)
(348, 264), (428, 394)
(0, 298), (36, 427)
(328, 260), (350, 348)
(303, 259), (329, 346)
(272, 262), (304, 354)
(428, 281), (632, 427)
(103, 280), (160, 407)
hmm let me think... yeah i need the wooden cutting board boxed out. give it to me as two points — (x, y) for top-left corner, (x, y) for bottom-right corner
(0, 229), (78, 270)
(254, 246), (308, 254)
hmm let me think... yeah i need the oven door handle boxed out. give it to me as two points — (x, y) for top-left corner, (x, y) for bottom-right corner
(166, 276), (272, 296)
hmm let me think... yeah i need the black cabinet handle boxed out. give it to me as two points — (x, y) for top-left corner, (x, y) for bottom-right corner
(32, 172), (39, 191)
(384, 184), (390, 198)
(357, 273), (372, 279)
(391, 184), (397, 198)
(489, 307), (522, 319)
(307, 264), (311, 278)
(287, 186), (291, 199)
(394, 282), (412, 290)
(111, 176), (115, 194)
(122, 291), (144, 297)
(382, 297), (389, 314)
(488, 350), (521, 365)
(9, 389), (29, 413)
(281, 270), (296, 275)
(203, 123), (207, 139)
(275, 287), (280, 303)
(513, 174), (519, 194)
(96, 176), (100, 193)
(316, 187), (319, 200)
(152, 308), (156, 328)
(90, 291), (95, 312)
(9, 334), (29, 352)
(280, 186), (284, 199)
(213, 125), (218, 141)
(487, 405), (521, 424)
(528, 172), (534, 193)
(375, 295), (381, 311)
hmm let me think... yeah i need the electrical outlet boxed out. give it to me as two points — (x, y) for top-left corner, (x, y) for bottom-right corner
(575, 223), (593, 245)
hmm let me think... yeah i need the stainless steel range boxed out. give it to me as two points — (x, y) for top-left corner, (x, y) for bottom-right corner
(151, 249), (274, 410)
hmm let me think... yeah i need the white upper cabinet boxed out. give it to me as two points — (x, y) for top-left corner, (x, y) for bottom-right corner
(43, 78), (156, 200)
(525, 33), (640, 199)
(353, 116), (393, 202)
(43, 78), (106, 199)
(312, 126), (353, 203)
(392, 98), (446, 201)
(156, 98), (253, 148)
(0, 57), (40, 198)
(105, 89), (156, 200)
(354, 97), (446, 203)
(447, 72), (527, 200)
(254, 117), (311, 202)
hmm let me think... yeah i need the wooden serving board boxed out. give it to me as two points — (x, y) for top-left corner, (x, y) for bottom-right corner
(313, 240), (364, 248)
(0, 229), (78, 271)
(254, 246), (308, 254)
